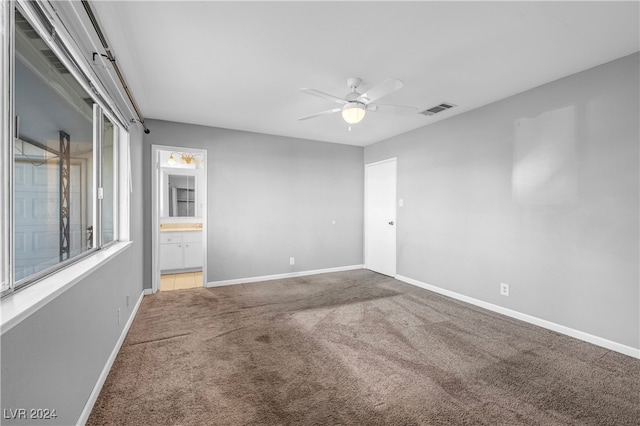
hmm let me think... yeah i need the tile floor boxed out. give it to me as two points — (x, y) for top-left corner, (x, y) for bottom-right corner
(160, 271), (203, 291)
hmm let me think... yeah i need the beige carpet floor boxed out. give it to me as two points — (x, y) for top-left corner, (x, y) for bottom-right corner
(88, 269), (640, 425)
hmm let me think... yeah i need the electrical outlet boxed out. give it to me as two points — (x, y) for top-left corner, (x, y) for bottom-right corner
(126, 295), (130, 307)
(117, 308), (121, 324)
(289, 257), (295, 265)
(500, 283), (510, 296)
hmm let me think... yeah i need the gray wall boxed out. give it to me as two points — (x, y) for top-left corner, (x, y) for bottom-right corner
(0, 126), (146, 425)
(365, 53), (639, 349)
(143, 121), (364, 285)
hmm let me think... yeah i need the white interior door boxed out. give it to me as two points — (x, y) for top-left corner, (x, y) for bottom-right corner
(365, 158), (397, 277)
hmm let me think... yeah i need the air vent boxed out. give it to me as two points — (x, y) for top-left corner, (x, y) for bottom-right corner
(15, 10), (69, 74)
(15, 10), (39, 39)
(421, 102), (456, 116)
(41, 49), (69, 74)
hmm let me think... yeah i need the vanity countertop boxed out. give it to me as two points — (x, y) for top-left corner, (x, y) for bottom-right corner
(160, 223), (203, 232)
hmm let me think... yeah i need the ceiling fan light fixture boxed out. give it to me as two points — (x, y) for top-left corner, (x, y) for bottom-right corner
(342, 102), (366, 124)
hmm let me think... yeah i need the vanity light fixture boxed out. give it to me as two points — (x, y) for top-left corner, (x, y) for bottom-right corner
(167, 152), (204, 167)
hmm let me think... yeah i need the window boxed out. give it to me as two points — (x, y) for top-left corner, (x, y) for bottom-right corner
(1, 4), (128, 296)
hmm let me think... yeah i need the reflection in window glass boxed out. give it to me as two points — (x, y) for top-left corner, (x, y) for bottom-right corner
(0, 5), (7, 293)
(13, 9), (94, 283)
(102, 115), (116, 244)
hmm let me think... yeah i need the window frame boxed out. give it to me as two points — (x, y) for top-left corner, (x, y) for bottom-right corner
(101, 111), (120, 248)
(1, 0), (130, 298)
(1, 1), (14, 294)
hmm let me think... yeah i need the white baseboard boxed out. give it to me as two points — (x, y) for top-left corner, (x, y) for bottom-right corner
(143, 288), (154, 296)
(77, 290), (145, 425)
(206, 264), (364, 288)
(395, 274), (640, 359)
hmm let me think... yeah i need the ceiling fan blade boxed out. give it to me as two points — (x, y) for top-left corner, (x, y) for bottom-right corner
(300, 88), (347, 105)
(358, 79), (404, 104)
(367, 103), (418, 115)
(298, 108), (341, 121)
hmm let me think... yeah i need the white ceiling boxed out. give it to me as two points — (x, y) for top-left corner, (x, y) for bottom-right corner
(91, 1), (639, 146)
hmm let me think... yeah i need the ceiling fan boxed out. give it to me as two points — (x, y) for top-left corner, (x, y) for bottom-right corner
(298, 77), (418, 127)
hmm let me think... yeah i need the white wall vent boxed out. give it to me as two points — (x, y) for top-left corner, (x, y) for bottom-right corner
(421, 102), (456, 116)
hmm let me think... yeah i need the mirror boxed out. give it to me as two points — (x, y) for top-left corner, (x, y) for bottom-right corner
(167, 174), (196, 217)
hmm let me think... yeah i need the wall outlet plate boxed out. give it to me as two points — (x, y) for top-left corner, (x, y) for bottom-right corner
(289, 257), (295, 265)
(500, 283), (510, 296)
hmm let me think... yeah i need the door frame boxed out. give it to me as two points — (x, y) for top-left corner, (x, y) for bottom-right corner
(151, 144), (208, 293)
(364, 157), (397, 277)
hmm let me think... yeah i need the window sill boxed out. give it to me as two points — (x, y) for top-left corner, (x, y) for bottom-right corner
(1, 241), (133, 335)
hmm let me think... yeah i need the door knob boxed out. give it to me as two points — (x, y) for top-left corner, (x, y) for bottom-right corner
(388, 221), (394, 225)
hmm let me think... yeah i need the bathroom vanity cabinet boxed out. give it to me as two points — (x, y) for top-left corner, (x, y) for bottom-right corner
(160, 230), (203, 272)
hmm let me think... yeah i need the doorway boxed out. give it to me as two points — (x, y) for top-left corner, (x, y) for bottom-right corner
(151, 145), (207, 293)
(365, 158), (397, 277)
